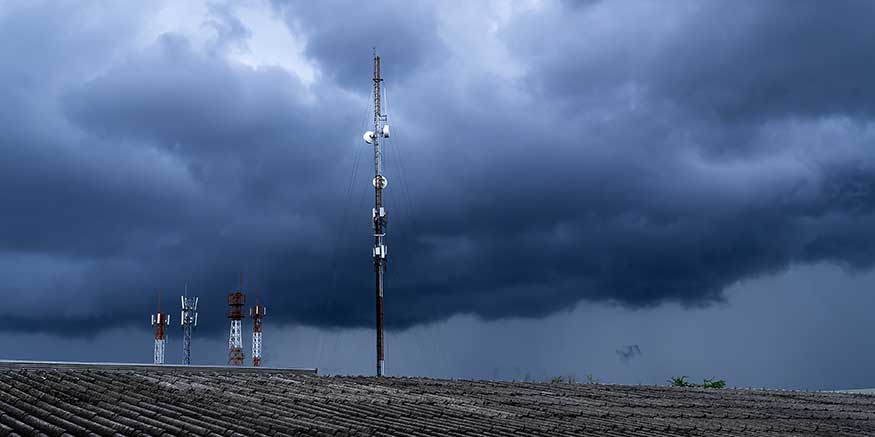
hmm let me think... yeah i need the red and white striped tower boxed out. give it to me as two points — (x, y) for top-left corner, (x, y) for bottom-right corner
(250, 290), (266, 367)
(150, 290), (170, 365)
(227, 275), (246, 366)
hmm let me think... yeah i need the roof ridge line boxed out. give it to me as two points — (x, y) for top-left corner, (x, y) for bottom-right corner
(0, 359), (317, 374)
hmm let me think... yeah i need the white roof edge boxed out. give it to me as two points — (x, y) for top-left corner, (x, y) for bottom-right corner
(0, 359), (318, 374)
(827, 388), (875, 395)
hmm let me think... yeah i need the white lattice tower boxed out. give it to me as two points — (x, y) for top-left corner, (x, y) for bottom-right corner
(229, 320), (243, 352)
(252, 331), (262, 365)
(151, 312), (169, 365)
(251, 299), (266, 367)
(181, 290), (198, 365)
(227, 284), (246, 366)
(154, 338), (165, 364)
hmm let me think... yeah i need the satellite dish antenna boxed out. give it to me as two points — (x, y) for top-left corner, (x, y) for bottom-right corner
(372, 175), (388, 189)
(382, 125), (390, 138)
(363, 131), (375, 144)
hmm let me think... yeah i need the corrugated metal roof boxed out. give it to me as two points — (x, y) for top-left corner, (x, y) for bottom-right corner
(1, 361), (874, 436)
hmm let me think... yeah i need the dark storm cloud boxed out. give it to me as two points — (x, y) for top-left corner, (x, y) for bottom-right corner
(510, 1), (875, 121)
(2, 0), (875, 336)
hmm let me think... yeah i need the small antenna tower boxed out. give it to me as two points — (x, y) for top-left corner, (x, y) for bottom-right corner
(363, 49), (390, 377)
(150, 290), (170, 365)
(250, 289), (267, 367)
(227, 273), (246, 366)
(180, 285), (198, 365)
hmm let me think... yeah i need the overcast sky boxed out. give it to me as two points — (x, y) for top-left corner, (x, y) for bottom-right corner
(2, 0), (875, 390)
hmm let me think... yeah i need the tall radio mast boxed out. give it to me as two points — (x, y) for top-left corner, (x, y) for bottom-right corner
(180, 285), (198, 365)
(363, 50), (390, 377)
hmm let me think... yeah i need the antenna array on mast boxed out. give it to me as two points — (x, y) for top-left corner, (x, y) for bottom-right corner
(180, 285), (198, 365)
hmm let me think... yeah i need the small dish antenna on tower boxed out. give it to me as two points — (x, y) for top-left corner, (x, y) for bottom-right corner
(363, 125), (389, 144)
(373, 175), (388, 189)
